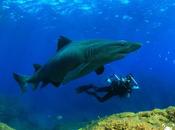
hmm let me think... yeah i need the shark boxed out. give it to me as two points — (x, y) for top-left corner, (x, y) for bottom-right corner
(13, 36), (141, 92)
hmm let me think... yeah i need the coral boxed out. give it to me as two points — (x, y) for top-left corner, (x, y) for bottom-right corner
(0, 95), (26, 124)
(79, 106), (175, 130)
(0, 122), (15, 130)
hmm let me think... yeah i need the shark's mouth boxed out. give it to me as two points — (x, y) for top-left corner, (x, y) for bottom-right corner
(118, 50), (128, 54)
(115, 53), (126, 59)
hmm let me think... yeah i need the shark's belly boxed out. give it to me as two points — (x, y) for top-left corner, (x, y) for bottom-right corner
(39, 55), (81, 83)
(62, 62), (100, 84)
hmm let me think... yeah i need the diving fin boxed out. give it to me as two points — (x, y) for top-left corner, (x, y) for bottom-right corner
(95, 66), (104, 75)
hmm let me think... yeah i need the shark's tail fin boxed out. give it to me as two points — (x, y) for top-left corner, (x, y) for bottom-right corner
(13, 73), (39, 93)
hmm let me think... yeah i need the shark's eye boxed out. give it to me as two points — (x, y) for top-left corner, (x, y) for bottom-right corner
(119, 40), (127, 46)
(120, 43), (125, 46)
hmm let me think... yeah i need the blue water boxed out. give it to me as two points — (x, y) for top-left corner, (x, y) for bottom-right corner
(0, 0), (175, 129)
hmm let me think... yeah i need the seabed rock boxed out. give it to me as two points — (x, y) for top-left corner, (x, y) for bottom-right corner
(79, 106), (175, 130)
(0, 122), (15, 130)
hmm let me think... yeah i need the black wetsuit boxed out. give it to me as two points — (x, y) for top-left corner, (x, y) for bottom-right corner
(76, 77), (133, 102)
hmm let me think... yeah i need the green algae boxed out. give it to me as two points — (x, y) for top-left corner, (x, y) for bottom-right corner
(79, 106), (175, 130)
(0, 123), (15, 130)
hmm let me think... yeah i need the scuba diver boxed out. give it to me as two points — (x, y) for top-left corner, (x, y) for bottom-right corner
(76, 74), (139, 102)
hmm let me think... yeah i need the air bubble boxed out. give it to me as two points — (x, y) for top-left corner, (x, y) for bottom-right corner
(146, 41), (150, 44)
(144, 20), (149, 23)
(149, 67), (153, 70)
(173, 60), (175, 64)
(115, 14), (119, 18)
(120, 0), (130, 4)
(122, 15), (133, 21)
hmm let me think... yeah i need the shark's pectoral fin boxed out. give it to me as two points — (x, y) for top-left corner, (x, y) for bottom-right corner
(95, 66), (105, 75)
(63, 63), (93, 84)
(33, 64), (42, 72)
(57, 36), (72, 51)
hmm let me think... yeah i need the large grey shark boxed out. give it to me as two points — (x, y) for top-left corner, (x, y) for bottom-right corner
(13, 36), (141, 92)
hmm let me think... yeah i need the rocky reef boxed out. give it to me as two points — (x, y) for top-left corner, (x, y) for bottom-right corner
(0, 95), (26, 124)
(79, 106), (175, 130)
(0, 122), (15, 130)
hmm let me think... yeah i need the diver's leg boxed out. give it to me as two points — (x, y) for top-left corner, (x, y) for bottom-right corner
(98, 92), (113, 102)
(95, 86), (110, 92)
(76, 84), (97, 94)
(77, 85), (111, 93)
(85, 91), (113, 103)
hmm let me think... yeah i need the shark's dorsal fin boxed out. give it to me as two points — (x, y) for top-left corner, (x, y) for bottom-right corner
(95, 66), (105, 75)
(33, 64), (42, 72)
(57, 36), (72, 51)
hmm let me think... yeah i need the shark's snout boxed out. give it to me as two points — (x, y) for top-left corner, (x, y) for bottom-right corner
(125, 42), (141, 53)
(131, 42), (142, 51)
(117, 42), (141, 54)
